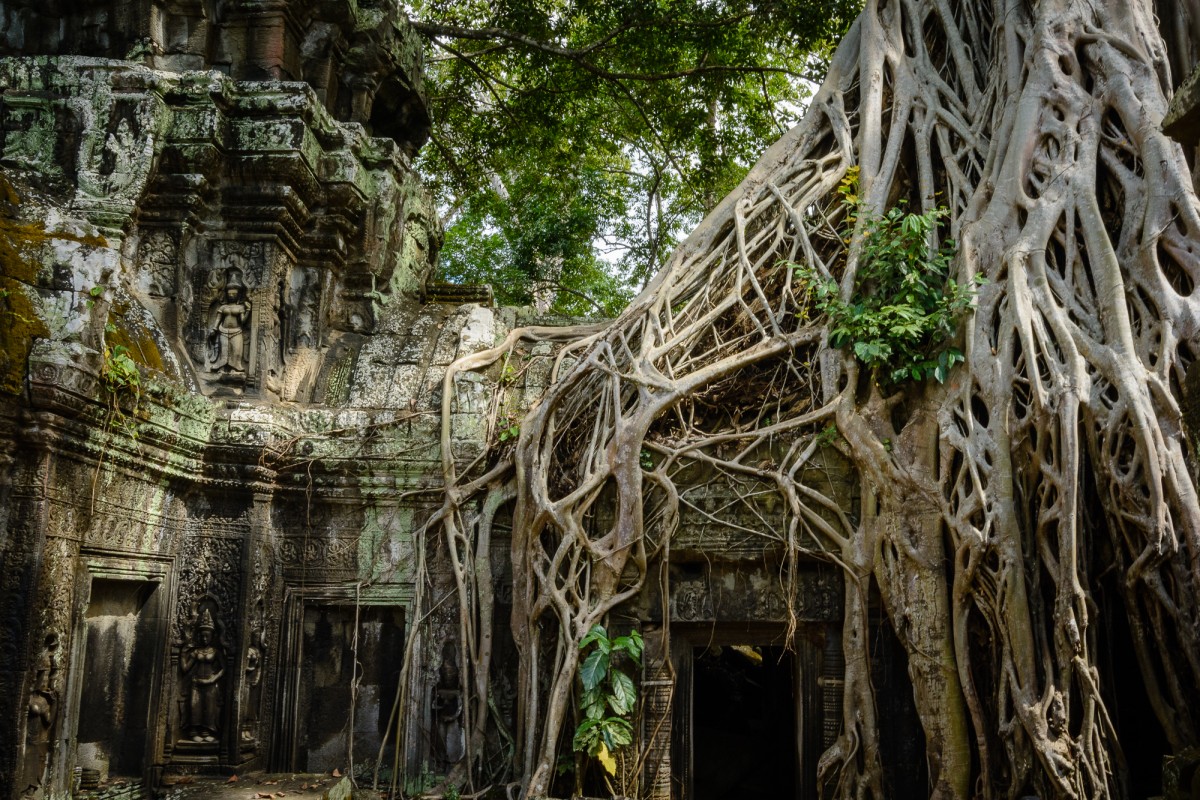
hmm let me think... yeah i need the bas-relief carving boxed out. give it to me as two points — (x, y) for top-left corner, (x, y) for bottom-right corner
(76, 102), (156, 203)
(18, 635), (60, 796)
(280, 535), (358, 575)
(136, 229), (179, 298)
(240, 531), (276, 750)
(170, 519), (244, 756)
(206, 266), (252, 383)
(291, 267), (320, 352)
(669, 568), (841, 623)
(240, 599), (266, 746)
(182, 239), (329, 398)
(180, 606), (225, 744)
(173, 521), (244, 645)
(0, 99), (56, 172)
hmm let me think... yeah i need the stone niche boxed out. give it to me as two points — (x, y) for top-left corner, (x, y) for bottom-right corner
(180, 239), (304, 398)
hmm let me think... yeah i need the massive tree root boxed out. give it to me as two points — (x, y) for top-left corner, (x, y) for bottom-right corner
(413, 1), (1200, 797)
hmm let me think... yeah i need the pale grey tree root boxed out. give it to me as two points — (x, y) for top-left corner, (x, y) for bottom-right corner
(408, 2), (1200, 798)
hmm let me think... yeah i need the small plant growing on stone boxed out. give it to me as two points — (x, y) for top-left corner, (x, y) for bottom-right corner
(85, 284), (104, 309)
(101, 342), (141, 422)
(499, 358), (520, 386)
(573, 625), (643, 781)
(796, 167), (981, 386)
(498, 418), (521, 442)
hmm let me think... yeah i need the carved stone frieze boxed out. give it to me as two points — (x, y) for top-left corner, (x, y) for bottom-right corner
(280, 535), (358, 576)
(172, 520), (246, 647)
(668, 566), (842, 624)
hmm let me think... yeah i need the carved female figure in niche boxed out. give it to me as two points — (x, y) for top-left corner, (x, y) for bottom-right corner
(240, 620), (265, 743)
(207, 266), (251, 376)
(432, 641), (465, 767)
(20, 634), (59, 794)
(100, 118), (138, 194)
(181, 608), (224, 743)
(295, 267), (319, 349)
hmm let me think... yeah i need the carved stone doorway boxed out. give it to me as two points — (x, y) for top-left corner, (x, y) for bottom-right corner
(274, 591), (406, 774)
(671, 624), (827, 800)
(73, 578), (167, 783)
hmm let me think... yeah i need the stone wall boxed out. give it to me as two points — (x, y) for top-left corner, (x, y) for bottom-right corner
(0, 11), (462, 793)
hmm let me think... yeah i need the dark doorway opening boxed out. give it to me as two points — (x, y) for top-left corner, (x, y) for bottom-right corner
(692, 645), (797, 800)
(76, 578), (163, 781)
(294, 605), (405, 772)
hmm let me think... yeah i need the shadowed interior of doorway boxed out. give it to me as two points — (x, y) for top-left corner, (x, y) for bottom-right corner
(692, 644), (796, 800)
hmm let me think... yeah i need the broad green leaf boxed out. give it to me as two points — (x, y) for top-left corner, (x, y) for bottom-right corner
(609, 670), (636, 715)
(579, 624), (608, 651)
(580, 649), (609, 691)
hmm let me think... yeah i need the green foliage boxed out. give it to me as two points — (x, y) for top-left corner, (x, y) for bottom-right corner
(572, 624), (643, 775)
(101, 343), (142, 425)
(414, 0), (859, 314)
(497, 409), (522, 442)
(102, 344), (140, 397)
(799, 169), (980, 386)
(815, 423), (840, 447)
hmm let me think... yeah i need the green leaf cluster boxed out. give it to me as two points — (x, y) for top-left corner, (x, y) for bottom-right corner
(572, 624), (644, 771)
(102, 343), (140, 399)
(414, 0), (859, 314)
(800, 172), (979, 386)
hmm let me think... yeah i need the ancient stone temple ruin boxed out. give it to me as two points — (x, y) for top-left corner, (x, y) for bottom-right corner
(3, 3), (1184, 800)
(0, 5), (897, 797)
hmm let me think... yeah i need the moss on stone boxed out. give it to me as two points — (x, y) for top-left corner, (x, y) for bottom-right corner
(0, 277), (49, 394)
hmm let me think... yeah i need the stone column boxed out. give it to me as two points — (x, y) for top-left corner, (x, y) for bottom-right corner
(640, 625), (673, 800)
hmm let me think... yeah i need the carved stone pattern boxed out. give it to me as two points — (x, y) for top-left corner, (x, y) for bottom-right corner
(46, 489), (184, 554)
(669, 569), (840, 623)
(37, 520), (78, 637)
(280, 535), (358, 573)
(172, 521), (246, 647)
(136, 229), (179, 296)
(240, 535), (276, 746)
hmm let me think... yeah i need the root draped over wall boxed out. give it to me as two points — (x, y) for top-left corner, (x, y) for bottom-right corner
(405, 1), (1200, 797)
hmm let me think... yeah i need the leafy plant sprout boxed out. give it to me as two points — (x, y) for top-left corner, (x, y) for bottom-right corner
(573, 625), (643, 790)
(795, 167), (981, 386)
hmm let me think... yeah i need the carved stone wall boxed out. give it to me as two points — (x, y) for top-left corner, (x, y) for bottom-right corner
(0, 0), (429, 152)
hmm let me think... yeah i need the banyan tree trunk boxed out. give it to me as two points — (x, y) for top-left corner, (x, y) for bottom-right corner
(433, 1), (1200, 797)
